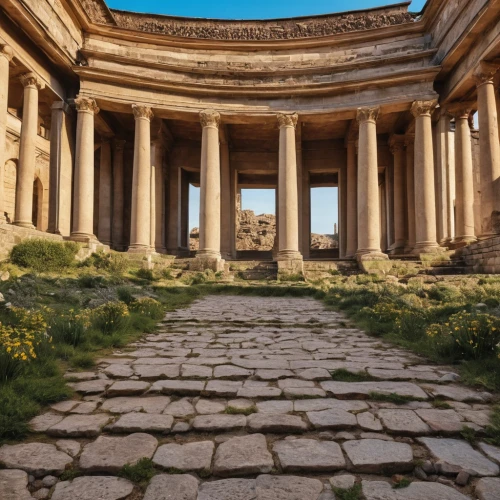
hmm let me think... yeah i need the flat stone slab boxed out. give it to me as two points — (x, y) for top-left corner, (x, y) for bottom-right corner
(422, 384), (491, 403)
(55, 440), (81, 457)
(143, 474), (198, 500)
(0, 469), (32, 500)
(153, 441), (214, 472)
(237, 387), (282, 398)
(273, 439), (345, 472)
(320, 381), (428, 400)
(418, 438), (499, 476)
(103, 364), (134, 378)
(296, 368), (332, 380)
(277, 379), (316, 389)
(196, 399), (227, 414)
(214, 365), (253, 379)
(414, 409), (464, 433)
(46, 414), (111, 438)
(151, 380), (205, 395)
(79, 433), (158, 473)
(283, 387), (326, 399)
(342, 439), (413, 473)
(378, 409), (431, 435)
(367, 368), (440, 381)
(181, 364), (212, 378)
(51, 476), (134, 500)
(306, 409), (357, 429)
(100, 396), (171, 414)
(29, 412), (64, 432)
(163, 398), (195, 417)
(71, 379), (111, 394)
(204, 380), (242, 397)
(197, 478), (256, 500)
(256, 474), (324, 500)
(0, 443), (72, 477)
(107, 381), (150, 397)
(134, 365), (180, 379)
(111, 413), (174, 433)
(192, 414), (246, 432)
(247, 413), (308, 433)
(256, 400), (293, 414)
(476, 478), (500, 500)
(294, 398), (368, 412)
(213, 433), (274, 476)
(255, 369), (295, 380)
(361, 480), (470, 500)
(357, 411), (383, 431)
(478, 442), (500, 463)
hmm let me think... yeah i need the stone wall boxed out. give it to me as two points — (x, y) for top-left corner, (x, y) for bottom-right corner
(457, 237), (500, 274)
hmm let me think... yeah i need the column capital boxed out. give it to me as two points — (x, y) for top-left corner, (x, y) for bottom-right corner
(474, 61), (499, 87)
(20, 72), (45, 90)
(389, 134), (405, 154)
(200, 109), (220, 128)
(277, 113), (298, 129)
(404, 134), (415, 148)
(446, 101), (474, 120)
(356, 107), (379, 123)
(132, 104), (154, 121)
(75, 96), (99, 115)
(411, 100), (437, 118)
(0, 44), (13, 62)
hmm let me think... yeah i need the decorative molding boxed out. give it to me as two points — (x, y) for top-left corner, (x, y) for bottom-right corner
(404, 134), (415, 148)
(80, 0), (115, 25)
(75, 96), (99, 114)
(474, 61), (499, 87)
(110, 9), (414, 41)
(0, 44), (13, 62)
(132, 104), (154, 121)
(19, 72), (44, 90)
(410, 100), (437, 118)
(200, 109), (220, 128)
(356, 107), (379, 123)
(389, 134), (405, 153)
(277, 113), (298, 129)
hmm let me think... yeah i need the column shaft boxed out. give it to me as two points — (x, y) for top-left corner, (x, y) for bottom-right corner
(0, 45), (13, 222)
(220, 139), (232, 258)
(152, 141), (166, 252)
(71, 96), (99, 240)
(345, 141), (357, 257)
(112, 139), (125, 250)
(405, 137), (416, 251)
(97, 140), (112, 245)
(389, 136), (406, 252)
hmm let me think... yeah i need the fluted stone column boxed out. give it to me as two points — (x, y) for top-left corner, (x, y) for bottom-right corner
(405, 136), (416, 252)
(197, 109), (222, 263)
(97, 140), (112, 245)
(411, 100), (440, 254)
(71, 96), (99, 241)
(345, 140), (358, 258)
(356, 107), (385, 258)
(0, 44), (13, 223)
(452, 103), (477, 244)
(129, 105), (153, 252)
(389, 135), (406, 253)
(474, 62), (500, 237)
(14, 73), (44, 228)
(277, 113), (302, 263)
(112, 139), (125, 250)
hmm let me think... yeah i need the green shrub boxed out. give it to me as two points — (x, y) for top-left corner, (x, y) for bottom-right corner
(117, 286), (136, 305)
(129, 297), (164, 320)
(10, 239), (79, 272)
(86, 251), (129, 275)
(92, 301), (130, 335)
(77, 274), (104, 289)
(50, 310), (90, 347)
(136, 268), (155, 281)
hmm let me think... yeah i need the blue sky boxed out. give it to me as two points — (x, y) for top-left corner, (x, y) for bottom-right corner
(107, 0), (427, 18)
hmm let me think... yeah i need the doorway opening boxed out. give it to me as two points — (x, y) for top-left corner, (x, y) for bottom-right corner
(310, 186), (339, 258)
(188, 184), (200, 254)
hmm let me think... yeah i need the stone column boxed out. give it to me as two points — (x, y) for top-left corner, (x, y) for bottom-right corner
(14, 73), (44, 228)
(345, 140), (358, 258)
(0, 44), (13, 223)
(167, 164), (180, 254)
(129, 104), (153, 252)
(71, 96), (99, 241)
(97, 140), (112, 245)
(277, 113), (302, 262)
(474, 62), (500, 237)
(112, 139), (125, 250)
(411, 100), (440, 254)
(451, 103), (477, 243)
(356, 107), (384, 257)
(220, 138), (232, 259)
(405, 136), (416, 252)
(197, 109), (222, 263)
(389, 135), (406, 253)
(151, 139), (166, 253)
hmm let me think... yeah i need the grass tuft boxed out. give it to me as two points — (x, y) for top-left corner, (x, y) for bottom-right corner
(224, 405), (257, 416)
(118, 458), (156, 484)
(330, 369), (376, 382)
(368, 392), (422, 405)
(333, 483), (362, 500)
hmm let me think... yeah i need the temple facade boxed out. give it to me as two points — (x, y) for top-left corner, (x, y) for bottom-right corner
(1, 0), (500, 272)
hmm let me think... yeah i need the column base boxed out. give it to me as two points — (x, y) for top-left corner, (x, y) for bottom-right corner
(276, 250), (303, 261)
(411, 241), (441, 255)
(13, 221), (35, 229)
(356, 251), (392, 275)
(387, 240), (406, 255)
(128, 244), (154, 254)
(69, 232), (97, 244)
(191, 255), (225, 272)
(277, 258), (304, 277)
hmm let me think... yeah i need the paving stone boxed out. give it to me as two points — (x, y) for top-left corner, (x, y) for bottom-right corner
(163, 398), (195, 417)
(422, 384), (491, 403)
(197, 478), (256, 500)
(29, 412), (64, 432)
(256, 400), (293, 414)
(79, 433), (158, 473)
(181, 364), (213, 378)
(255, 369), (295, 380)
(71, 401), (98, 414)
(378, 409), (431, 435)
(64, 372), (97, 381)
(478, 442), (500, 463)
(414, 409), (464, 433)
(361, 480), (470, 499)
(51, 401), (79, 413)
(71, 379), (111, 394)
(107, 381), (150, 396)
(153, 441), (214, 472)
(193, 414), (246, 432)
(256, 474), (324, 500)
(101, 396), (171, 414)
(342, 439), (413, 473)
(46, 414), (111, 438)
(306, 409), (357, 429)
(329, 474), (356, 490)
(460, 410), (491, 427)
(195, 398), (227, 414)
(476, 478), (500, 500)
(134, 364), (180, 379)
(418, 438), (499, 476)
(277, 378), (316, 389)
(103, 364), (134, 378)
(32, 487), (50, 499)
(151, 380), (205, 395)
(360, 432), (394, 441)
(172, 422), (191, 433)
(237, 387), (282, 398)
(247, 413), (308, 433)
(204, 380), (242, 397)
(233, 359), (290, 370)
(55, 440), (81, 457)
(228, 399), (255, 411)
(213, 434), (274, 476)
(110, 413), (174, 433)
(296, 368), (332, 380)
(367, 368), (440, 381)
(0, 469), (32, 500)
(357, 411), (383, 431)
(0, 443), (72, 477)
(51, 476), (135, 500)
(294, 398), (368, 412)
(273, 439), (345, 472)
(284, 387), (326, 398)
(143, 474), (198, 500)
(214, 365), (253, 379)
(320, 381), (428, 400)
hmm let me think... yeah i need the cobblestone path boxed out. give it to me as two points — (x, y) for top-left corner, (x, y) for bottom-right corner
(1, 296), (500, 499)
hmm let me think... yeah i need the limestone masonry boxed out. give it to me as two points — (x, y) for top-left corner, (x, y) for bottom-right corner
(1, 0), (500, 272)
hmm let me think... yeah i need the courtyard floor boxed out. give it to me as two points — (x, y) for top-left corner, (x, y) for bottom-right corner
(1, 295), (500, 499)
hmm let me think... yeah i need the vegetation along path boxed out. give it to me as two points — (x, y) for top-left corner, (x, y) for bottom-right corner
(2, 293), (500, 499)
